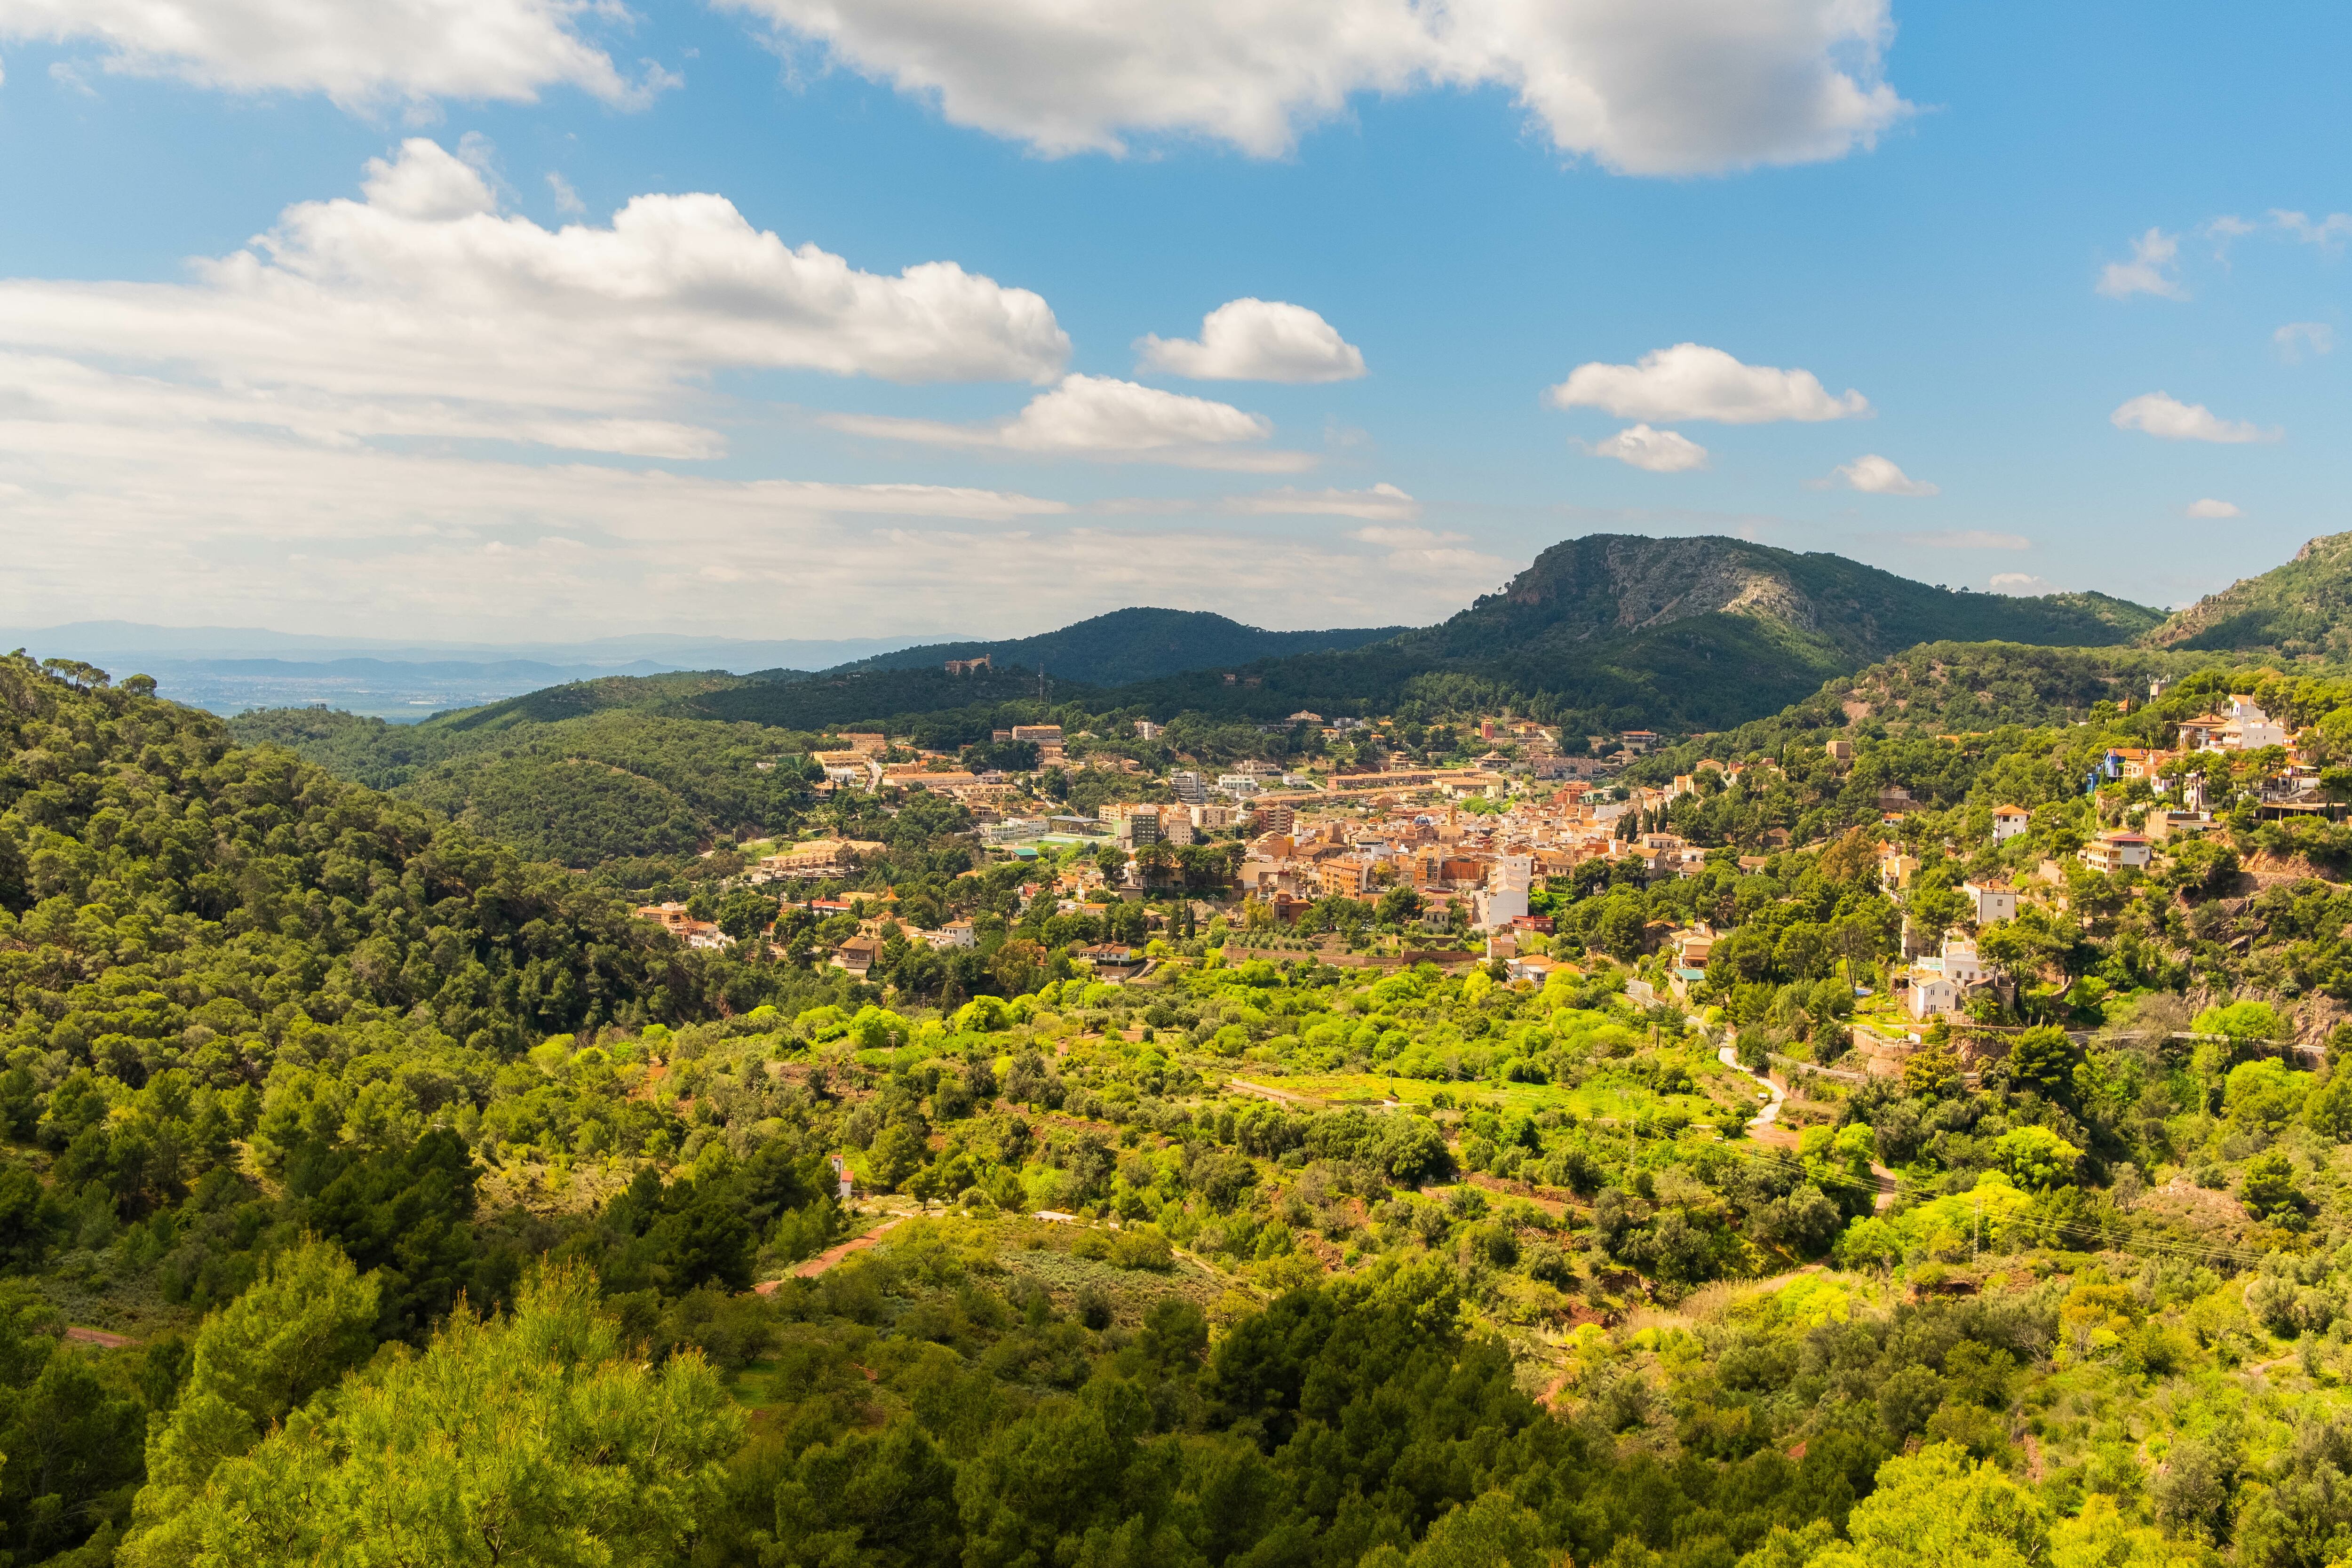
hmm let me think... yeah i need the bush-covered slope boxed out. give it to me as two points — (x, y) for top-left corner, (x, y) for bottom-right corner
(1623, 640), (2229, 768)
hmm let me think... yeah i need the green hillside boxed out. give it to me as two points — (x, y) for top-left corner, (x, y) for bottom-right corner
(228, 706), (826, 869)
(829, 605), (1408, 685)
(2145, 528), (2352, 657)
(1624, 640), (2228, 772)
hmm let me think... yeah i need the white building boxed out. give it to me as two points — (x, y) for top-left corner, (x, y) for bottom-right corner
(1169, 770), (1208, 805)
(1991, 804), (2030, 843)
(1940, 936), (1986, 988)
(1906, 960), (1958, 1019)
(1961, 877), (2017, 924)
(2180, 697), (2288, 753)
(821, 759), (879, 791)
(2080, 831), (2153, 874)
(1472, 854), (1533, 930)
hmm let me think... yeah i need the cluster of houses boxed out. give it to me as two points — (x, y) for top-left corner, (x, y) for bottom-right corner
(630, 902), (734, 951)
(826, 915), (978, 980)
(622, 688), (2352, 1042)
(1221, 761), (1746, 932)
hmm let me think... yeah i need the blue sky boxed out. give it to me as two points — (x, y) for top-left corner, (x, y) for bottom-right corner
(0, 0), (2344, 641)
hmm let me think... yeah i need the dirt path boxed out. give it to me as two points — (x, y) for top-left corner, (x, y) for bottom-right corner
(64, 1326), (134, 1350)
(1718, 1044), (1792, 1145)
(1229, 1077), (1322, 1108)
(1717, 1043), (1895, 1209)
(760, 1217), (906, 1290)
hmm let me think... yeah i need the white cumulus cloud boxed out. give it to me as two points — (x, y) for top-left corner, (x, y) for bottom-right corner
(724, 0), (1910, 175)
(1831, 453), (1937, 495)
(1903, 530), (2028, 550)
(2276, 321), (2335, 362)
(2111, 391), (2277, 445)
(1550, 343), (1868, 425)
(0, 0), (670, 109)
(2272, 209), (2352, 252)
(1224, 483), (1418, 520)
(1350, 523), (1462, 547)
(2184, 498), (2242, 518)
(0, 139), (1071, 462)
(1136, 298), (1366, 383)
(826, 373), (1311, 470)
(2096, 227), (2185, 301)
(1585, 424), (1709, 472)
(1989, 573), (2063, 596)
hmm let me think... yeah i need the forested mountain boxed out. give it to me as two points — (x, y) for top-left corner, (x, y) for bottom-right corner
(826, 606), (1409, 685)
(385, 660), (1101, 740)
(2145, 528), (2352, 657)
(1099, 538), (2160, 736)
(1399, 534), (2161, 664)
(1366, 534), (2160, 728)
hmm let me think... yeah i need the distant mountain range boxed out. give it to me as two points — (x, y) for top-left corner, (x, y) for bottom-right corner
(99, 528), (2352, 740)
(266, 533), (2185, 740)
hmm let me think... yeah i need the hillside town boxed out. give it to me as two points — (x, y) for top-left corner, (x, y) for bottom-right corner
(636, 681), (2337, 1076)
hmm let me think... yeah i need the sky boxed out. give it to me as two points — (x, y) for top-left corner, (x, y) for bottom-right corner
(0, 0), (2345, 643)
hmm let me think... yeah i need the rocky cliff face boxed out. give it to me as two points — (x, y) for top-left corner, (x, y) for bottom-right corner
(1448, 535), (1820, 648)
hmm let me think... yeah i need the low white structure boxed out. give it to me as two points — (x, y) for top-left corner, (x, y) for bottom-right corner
(1992, 804), (2030, 843)
(1961, 877), (2018, 924)
(1906, 960), (1958, 1019)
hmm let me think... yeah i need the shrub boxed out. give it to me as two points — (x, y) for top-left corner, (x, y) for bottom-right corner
(1110, 1225), (1174, 1271)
